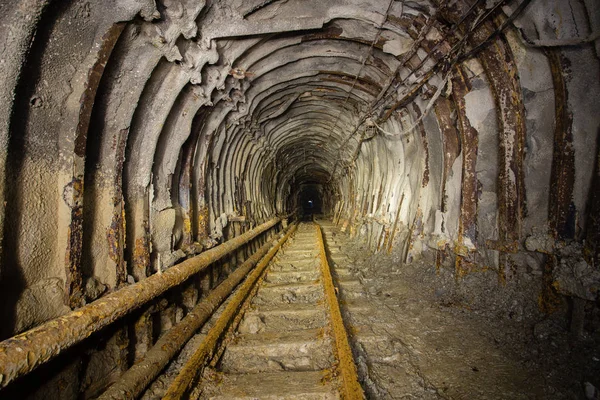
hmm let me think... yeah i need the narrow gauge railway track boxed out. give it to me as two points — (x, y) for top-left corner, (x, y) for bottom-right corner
(154, 221), (365, 400)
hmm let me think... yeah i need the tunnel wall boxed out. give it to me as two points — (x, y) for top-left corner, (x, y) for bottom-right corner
(0, 0), (599, 397)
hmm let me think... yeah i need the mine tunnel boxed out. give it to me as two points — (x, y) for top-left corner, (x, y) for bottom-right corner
(296, 184), (323, 216)
(0, 0), (600, 399)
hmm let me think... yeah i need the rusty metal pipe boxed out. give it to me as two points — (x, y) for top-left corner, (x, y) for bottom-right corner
(0, 217), (280, 390)
(98, 225), (287, 399)
(162, 223), (298, 399)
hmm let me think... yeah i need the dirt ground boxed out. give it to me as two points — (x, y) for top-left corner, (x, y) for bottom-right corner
(333, 231), (600, 400)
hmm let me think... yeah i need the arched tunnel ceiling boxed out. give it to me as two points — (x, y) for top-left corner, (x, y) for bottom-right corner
(213, 2), (411, 194)
(195, 0), (448, 217)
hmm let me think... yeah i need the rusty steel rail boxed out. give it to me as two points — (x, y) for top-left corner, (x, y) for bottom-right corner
(98, 224), (290, 399)
(315, 223), (365, 400)
(162, 223), (298, 399)
(0, 217), (281, 389)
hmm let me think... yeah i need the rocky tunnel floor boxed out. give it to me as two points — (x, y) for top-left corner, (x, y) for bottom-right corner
(318, 220), (600, 400)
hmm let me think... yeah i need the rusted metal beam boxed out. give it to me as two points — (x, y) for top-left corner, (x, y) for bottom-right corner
(107, 127), (129, 288)
(196, 196), (210, 244)
(63, 176), (85, 308)
(126, 192), (154, 363)
(412, 103), (430, 188)
(162, 223), (298, 399)
(61, 23), (126, 309)
(474, 24), (526, 284)
(433, 96), (461, 214)
(584, 131), (600, 268)
(380, 68), (436, 122)
(451, 66), (479, 276)
(0, 217), (280, 389)
(178, 129), (199, 248)
(127, 196), (152, 283)
(438, 1), (528, 283)
(99, 126), (130, 398)
(538, 50), (576, 313)
(315, 223), (364, 400)
(98, 227), (284, 399)
(547, 50), (575, 241)
(434, 95), (460, 271)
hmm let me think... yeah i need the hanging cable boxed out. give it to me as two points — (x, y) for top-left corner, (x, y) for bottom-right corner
(329, 0), (532, 183)
(328, 0), (481, 181)
(325, 0), (395, 136)
(374, 70), (452, 138)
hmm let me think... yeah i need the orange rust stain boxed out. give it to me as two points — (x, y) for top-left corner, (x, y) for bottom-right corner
(197, 205), (209, 240)
(133, 237), (151, 276)
(183, 216), (192, 235)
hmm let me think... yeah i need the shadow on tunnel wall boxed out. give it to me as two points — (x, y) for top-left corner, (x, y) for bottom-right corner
(0, 0), (69, 341)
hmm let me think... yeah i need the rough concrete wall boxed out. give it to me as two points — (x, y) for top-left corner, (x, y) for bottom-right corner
(0, 0), (599, 397)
